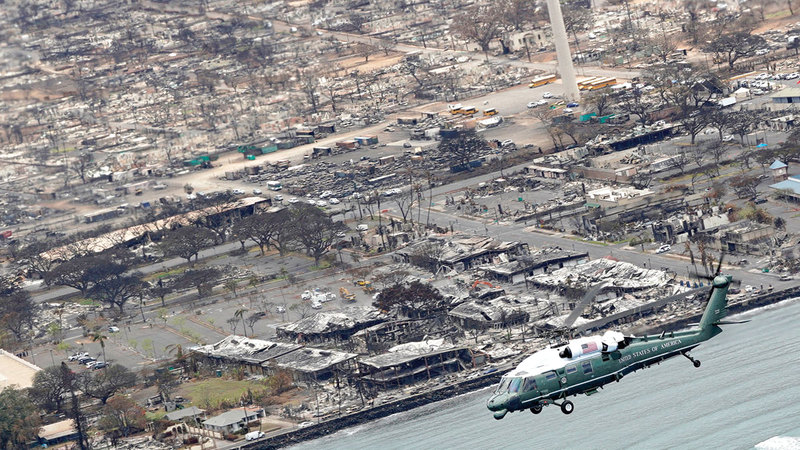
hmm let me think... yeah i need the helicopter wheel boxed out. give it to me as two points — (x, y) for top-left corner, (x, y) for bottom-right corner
(530, 404), (543, 414)
(560, 400), (574, 415)
(693, 360), (701, 368)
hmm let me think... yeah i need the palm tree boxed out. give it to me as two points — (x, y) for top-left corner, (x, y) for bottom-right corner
(91, 332), (108, 366)
(234, 309), (248, 337)
(165, 343), (186, 371)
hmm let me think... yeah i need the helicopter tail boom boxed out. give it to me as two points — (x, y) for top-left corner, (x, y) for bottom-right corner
(698, 275), (732, 335)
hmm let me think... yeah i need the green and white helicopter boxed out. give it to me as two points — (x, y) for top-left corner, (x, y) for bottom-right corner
(487, 271), (740, 419)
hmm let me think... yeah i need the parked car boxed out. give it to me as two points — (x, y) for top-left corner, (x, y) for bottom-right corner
(301, 290), (312, 300)
(656, 244), (671, 254)
(253, 188), (263, 195)
(311, 301), (322, 309)
(542, 92), (553, 98)
(245, 431), (265, 441)
(779, 274), (793, 281)
(91, 361), (108, 370)
(232, 189), (245, 195)
(752, 197), (767, 204)
(357, 224), (369, 231)
(328, 197), (340, 204)
(527, 101), (539, 108)
(69, 352), (89, 362)
(276, 305), (286, 314)
(566, 102), (579, 108)
(108, 326), (120, 333)
(288, 197), (299, 204)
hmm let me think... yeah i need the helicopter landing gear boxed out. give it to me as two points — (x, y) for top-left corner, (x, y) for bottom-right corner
(530, 404), (543, 414)
(555, 400), (574, 415)
(683, 352), (701, 368)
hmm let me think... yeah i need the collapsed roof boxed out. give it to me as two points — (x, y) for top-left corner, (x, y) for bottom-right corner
(276, 307), (387, 336)
(530, 258), (672, 291)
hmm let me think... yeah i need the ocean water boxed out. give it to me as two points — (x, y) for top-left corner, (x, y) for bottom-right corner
(292, 299), (800, 450)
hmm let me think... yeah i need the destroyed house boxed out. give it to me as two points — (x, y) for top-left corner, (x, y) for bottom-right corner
(275, 307), (387, 344)
(190, 336), (302, 375)
(479, 249), (589, 284)
(358, 340), (477, 388)
(351, 317), (443, 354)
(264, 347), (358, 382)
(448, 296), (546, 330)
(394, 235), (529, 272)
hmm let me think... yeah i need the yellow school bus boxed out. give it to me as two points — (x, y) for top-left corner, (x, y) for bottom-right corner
(529, 74), (557, 88)
(483, 108), (498, 116)
(587, 77), (617, 90)
(460, 106), (478, 115)
(578, 76), (601, 90)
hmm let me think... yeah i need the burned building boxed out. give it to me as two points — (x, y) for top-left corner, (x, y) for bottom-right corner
(191, 335), (302, 375)
(265, 347), (358, 382)
(191, 336), (356, 381)
(351, 317), (445, 354)
(394, 235), (529, 272)
(448, 295), (549, 330)
(275, 307), (387, 344)
(358, 339), (479, 389)
(478, 248), (589, 285)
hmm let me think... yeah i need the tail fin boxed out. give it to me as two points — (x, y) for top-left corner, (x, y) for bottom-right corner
(699, 275), (732, 333)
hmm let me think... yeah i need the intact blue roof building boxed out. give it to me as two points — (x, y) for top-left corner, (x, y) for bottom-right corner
(770, 173), (800, 201)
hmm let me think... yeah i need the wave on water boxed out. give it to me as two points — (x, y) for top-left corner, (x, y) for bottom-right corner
(754, 436), (800, 450)
(730, 296), (800, 319)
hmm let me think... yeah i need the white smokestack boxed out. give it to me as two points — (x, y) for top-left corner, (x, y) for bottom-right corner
(545, 0), (580, 102)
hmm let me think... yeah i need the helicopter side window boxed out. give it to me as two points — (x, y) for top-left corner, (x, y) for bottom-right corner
(522, 377), (537, 392)
(582, 361), (593, 375)
(509, 378), (522, 393)
(566, 365), (577, 374)
(545, 372), (557, 380)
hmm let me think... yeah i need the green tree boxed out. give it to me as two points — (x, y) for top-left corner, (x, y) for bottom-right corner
(0, 387), (41, 448)
(88, 272), (144, 313)
(158, 226), (217, 265)
(28, 366), (68, 413)
(374, 281), (447, 318)
(0, 290), (38, 341)
(177, 267), (223, 297)
(97, 395), (146, 439)
(704, 31), (767, 70)
(80, 364), (137, 404)
(91, 331), (108, 364)
(289, 204), (348, 266)
(438, 128), (490, 170)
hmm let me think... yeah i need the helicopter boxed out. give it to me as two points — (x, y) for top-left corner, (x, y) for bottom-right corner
(487, 267), (741, 420)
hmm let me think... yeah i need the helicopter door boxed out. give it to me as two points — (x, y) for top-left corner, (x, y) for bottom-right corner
(556, 368), (568, 387)
(539, 371), (561, 396)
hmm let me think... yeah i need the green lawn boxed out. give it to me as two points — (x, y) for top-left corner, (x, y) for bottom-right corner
(180, 378), (268, 410)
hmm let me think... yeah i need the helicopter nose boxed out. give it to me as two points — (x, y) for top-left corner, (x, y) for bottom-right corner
(486, 394), (506, 412)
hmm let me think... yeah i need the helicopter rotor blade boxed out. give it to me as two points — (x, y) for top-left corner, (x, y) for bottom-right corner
(563, 282), (607, 330)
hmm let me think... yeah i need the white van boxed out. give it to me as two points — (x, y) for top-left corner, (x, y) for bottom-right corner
(245, 431), (265, 441)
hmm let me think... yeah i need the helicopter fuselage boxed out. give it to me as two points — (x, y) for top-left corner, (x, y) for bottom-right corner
(487, 275), (734, 419)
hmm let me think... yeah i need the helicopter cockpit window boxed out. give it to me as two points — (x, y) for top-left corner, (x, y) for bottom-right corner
(508, 378), (522, 393)
(522, 377), (537, 392)
(496, 377), (512, 394)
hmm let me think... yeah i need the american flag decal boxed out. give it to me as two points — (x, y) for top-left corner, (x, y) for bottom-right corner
(581, 342), (598, 353)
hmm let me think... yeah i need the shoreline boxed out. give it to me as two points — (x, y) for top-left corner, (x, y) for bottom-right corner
(248, 286), (800, 449)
